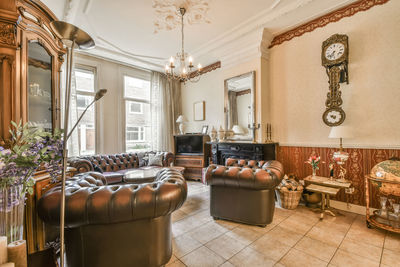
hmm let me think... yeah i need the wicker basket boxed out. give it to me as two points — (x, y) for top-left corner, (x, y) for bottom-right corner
(278, 189), (303, 209)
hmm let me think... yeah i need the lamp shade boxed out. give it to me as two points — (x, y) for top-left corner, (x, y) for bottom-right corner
(328, 126), (354, 139)
(232, 125), (244, 135)
(176, 115), (187, 123)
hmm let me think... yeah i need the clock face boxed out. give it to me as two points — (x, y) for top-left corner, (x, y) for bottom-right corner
(323, 107), (346, 126)
(325, 43), (345, 61)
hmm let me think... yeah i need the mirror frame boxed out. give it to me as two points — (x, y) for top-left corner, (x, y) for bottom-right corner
(224, 71), (255, 140)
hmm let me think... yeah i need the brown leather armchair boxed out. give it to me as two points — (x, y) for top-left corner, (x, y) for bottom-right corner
(204, 160), (283, 226)
(38, 169), (187, 267)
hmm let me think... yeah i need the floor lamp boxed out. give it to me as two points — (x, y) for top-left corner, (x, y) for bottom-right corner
(49, 21), (95, 267)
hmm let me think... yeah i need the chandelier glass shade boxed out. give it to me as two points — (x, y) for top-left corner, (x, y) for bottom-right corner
(165, 8), (202, 83)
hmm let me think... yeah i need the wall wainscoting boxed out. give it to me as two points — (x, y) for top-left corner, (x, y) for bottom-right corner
(277, 145), (400, 208)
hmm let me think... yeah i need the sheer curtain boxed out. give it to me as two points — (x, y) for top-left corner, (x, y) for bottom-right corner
(151, 72), (182, 151)
(60, 57), (79, 157)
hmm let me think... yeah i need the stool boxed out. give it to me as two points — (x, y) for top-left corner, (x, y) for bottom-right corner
(306, 184), (340, 220)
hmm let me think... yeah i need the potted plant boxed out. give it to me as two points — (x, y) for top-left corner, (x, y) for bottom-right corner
(0, 121), (62, 243)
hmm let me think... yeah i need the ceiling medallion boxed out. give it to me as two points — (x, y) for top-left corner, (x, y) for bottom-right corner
(152, 0), (210, 33)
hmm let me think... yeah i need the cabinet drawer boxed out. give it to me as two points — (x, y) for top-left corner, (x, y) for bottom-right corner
(175, 158), (203, 167)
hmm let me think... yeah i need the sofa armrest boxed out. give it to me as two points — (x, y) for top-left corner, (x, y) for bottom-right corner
(204, 160), (284, 190)
(68, 158), (94, 173)
(38, 169), (187, 228)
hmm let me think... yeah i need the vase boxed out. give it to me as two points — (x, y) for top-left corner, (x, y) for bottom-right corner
(0, 184), (25, 243)
(312, 168), (317, 177)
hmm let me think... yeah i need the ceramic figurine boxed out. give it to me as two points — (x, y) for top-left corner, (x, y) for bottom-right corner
(210, 126), (217, 142)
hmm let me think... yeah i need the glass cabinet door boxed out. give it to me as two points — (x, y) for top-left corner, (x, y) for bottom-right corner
(27, 41), (53, 131)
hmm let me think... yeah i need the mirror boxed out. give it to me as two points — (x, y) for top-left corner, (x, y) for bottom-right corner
(224, 71), (255, 141)
(27, 41), (53, 131)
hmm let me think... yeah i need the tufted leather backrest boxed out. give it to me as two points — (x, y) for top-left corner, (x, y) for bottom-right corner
(225, 158), (267, 169)
(204, 160), (284, 190)
(38, 168), (187, 228)
(69, 152), (174, 173)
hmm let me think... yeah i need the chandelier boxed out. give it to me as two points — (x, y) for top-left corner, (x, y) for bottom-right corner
(165, 7), (202, 83)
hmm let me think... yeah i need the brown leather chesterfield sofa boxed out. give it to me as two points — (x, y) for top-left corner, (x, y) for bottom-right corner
(203, 160), (284, 226)
(38, 169), (187, 267)
(68, 151), (174, 184)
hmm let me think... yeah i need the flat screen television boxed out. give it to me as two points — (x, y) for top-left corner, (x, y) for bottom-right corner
(175, 135), (203, 154)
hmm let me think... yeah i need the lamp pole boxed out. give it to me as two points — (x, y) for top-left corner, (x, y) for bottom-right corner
(49, 21), (95, 267)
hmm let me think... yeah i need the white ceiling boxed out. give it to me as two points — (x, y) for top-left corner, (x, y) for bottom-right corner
(41, 0), (358, 71)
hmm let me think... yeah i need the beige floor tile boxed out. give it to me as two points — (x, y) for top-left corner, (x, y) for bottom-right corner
(275, 208), (295, 218)
(235, 221), (276, 234)
(330, 249), (380, 267)
(294, 236), (337, 262)
(306, 225), (346, 247)
(225, 224), (264, 245)
(205, 234), (246, 260)
(167, 254), (178, 264)
(166, 259), (187, 267)
(346, 227), (385, 248)
(250, 235), (291, 261)
(279, 214), (316, 235)
(384, 232), (400, 252)
(181, 246), (225, 267)
(213, 218), (240, 231)
(263, 226), (303, 247)
(272, 214), (286, 224)
(229, 247), (276, 267)
(381, 248), (400, 267)
(219, 261), (235, 267)
(172, 209), (189, 222)
(188, 221), (226, 244)
(279, 248), (328, 267)
(340, 236), (382, 262)
(173, 233), (202, 258)
(314, 218), (351, 234)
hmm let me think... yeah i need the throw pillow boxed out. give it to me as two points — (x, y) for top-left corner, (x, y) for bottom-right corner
(137, 152), (149, 167)
(93, 165), (103, 173)
(148, 153), (163, 167)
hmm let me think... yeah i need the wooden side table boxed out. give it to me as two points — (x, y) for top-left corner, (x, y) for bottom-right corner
(306, 184), (340, 220)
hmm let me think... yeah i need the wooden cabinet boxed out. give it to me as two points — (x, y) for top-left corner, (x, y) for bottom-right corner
(208, 142), (277, 165)
(173, 134), (210, 180)
(0, 0), (65, 140)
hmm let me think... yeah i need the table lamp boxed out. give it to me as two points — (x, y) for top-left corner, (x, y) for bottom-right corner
(176, 115), (188, 134)
(329, 126), (353, 182)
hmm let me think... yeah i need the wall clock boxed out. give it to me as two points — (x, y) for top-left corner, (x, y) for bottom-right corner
(321, 34), (349, 127)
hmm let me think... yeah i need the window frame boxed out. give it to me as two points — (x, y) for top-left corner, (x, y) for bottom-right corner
(122, 73), (152, 152)
(74, 65), (98, 156)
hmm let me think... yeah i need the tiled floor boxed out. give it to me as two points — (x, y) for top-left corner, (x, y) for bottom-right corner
(167, 181), (400, 267)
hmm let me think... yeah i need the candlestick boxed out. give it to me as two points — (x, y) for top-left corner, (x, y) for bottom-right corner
(7, 240), (26, 267)
(0, 236), (7, 264)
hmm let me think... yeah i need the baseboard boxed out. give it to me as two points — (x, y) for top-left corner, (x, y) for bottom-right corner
(329, 200), (377, 216)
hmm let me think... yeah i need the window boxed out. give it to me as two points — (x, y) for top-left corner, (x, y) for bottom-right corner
(126, 126), (145, 141)
(124, 75), (151, 152)
(75, 67), (96, 155)
(129, 102), (143, 114)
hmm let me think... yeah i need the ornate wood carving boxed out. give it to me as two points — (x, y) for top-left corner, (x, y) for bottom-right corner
(269, 0), (390, 48)
(28, 58), (51, 70)
(277, 145), (400, 207)
(188, 61), (221, 79)
(0, 22), (16, 46)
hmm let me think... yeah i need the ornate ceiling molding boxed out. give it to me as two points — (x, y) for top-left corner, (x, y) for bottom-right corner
(188, 61), (220, 79)
(152, 0), (210, 33)
(269, 0), (390, 48)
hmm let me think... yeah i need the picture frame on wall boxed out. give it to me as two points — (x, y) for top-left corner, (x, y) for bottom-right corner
(202, 125), (208, 134)
(193, 101), (205, 121)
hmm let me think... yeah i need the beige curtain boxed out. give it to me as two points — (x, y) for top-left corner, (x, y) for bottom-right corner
(151, 72), (181, 152)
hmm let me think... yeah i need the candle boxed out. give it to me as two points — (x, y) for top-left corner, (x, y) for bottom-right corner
(188, 56), (193, 65)
(7, 240), (27, 267)
(197, 63), (202, 70)
(169, 56), (174, 64)
(0, 236), (7, 264)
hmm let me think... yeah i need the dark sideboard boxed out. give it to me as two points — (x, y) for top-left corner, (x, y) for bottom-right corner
(207, 142), (278, 165)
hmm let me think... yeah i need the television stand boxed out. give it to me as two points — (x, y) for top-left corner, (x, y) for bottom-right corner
(174, 134), (210, 180)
